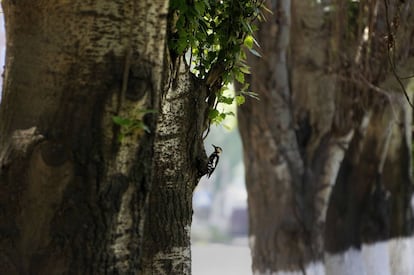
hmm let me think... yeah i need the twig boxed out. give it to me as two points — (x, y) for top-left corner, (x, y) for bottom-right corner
(383, 0), (414, 108)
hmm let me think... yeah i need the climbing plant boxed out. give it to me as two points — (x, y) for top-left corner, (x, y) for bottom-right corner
(169, 0), (266, 124)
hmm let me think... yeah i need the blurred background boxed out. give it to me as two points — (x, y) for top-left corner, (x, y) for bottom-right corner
(193, 126), (247, 244)
(191, 86), (252, 275)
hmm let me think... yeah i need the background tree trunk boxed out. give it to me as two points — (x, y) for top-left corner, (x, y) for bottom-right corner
(238, 0), (414, 274)
(325, 1), (414, 274)
(239, 0), (315, 272)
(0, 1), (208, 274)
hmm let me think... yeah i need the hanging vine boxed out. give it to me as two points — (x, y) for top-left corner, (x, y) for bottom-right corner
(168, 0), (267, 125)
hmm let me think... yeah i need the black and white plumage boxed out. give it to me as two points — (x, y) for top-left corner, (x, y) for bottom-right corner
(207, 144), (222, 178)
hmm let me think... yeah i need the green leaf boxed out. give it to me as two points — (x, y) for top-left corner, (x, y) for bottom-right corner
(113, 116), (132, 126)
(244, 35), (254, 49)
(117, 132), (125, 142)
(261, 4), (273, 15)
(242, 90), (260, 100)
(218, 95), (234, 105)
(137, 109), (157, 114)
(139, 122), (151, 133)
(239, 65), (251, 74)
(203, 0), (210, 8)
(253, 37), (260, 48)
(249, 48), (262, 57)
(222, 124), (232, 130)
(235, 95), (246, 105)
(241, 20), (254, 34)
(212, 112), (226, 124)
(240, 83), (250, 92)
(234, 69), (245, 84)
(208, 109), (220, 120)
(194, 1), (205, 15)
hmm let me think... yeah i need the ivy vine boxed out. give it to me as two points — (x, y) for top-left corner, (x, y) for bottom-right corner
(169, 0), (266, 124)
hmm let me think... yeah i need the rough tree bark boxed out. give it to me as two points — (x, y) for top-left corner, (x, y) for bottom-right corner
(238, 0), (414, 274)
(325, 1), (414, 274)
(140, 63), (208, 274)
(0, 1), (208, 274)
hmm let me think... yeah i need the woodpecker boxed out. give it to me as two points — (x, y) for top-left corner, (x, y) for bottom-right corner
(206, 144), (222, 178)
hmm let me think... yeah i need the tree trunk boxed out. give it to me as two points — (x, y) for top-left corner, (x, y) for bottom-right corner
(140, 62), (208, 274)
(325, 1), (414, 273)
(239, 0), (314, 273)
(239, 0), (414, 274)
(0, 1), (208, 274)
